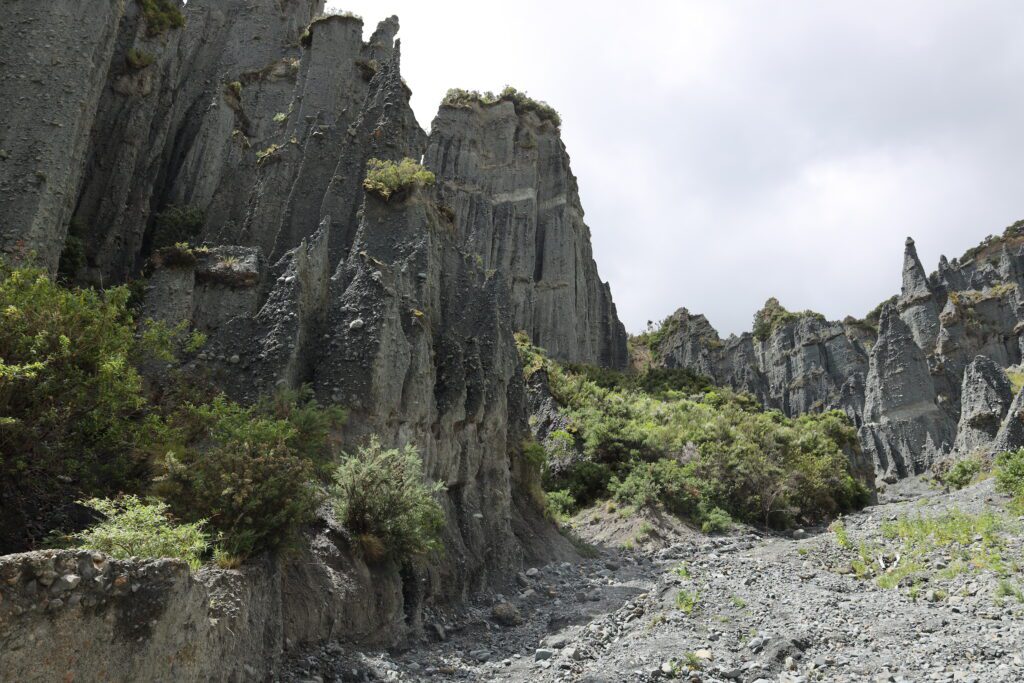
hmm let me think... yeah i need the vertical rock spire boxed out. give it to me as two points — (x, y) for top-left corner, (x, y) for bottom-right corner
(901, 236), (931, 301)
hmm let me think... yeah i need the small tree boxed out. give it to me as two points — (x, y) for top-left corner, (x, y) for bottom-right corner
(331, 437), (445, 562)
(70, 496), (208, 570)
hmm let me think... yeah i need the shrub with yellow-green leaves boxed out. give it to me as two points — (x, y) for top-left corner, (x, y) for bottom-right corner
(516, 334), (869, 530)
(362, 158), (435, 201)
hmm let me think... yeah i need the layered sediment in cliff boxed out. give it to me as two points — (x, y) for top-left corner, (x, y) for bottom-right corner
(650, 226), (1024, 482)
(0, 1), (615, 678)
(426, 98), (629, 368)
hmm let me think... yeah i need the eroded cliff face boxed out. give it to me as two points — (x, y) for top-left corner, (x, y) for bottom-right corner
(651, 227), (1024, 482)
(0, 1), (605, 678)
(426, 100), (629, 369)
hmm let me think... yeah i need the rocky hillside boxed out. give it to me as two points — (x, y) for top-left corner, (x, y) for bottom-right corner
(644, 226), (1024, 483)
(0, 0), (628, 678)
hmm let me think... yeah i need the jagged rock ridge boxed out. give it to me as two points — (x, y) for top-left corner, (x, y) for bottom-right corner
(650, 226), (1024, 482)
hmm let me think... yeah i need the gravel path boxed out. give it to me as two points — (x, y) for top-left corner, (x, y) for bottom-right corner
(282, 478), (1024, 683)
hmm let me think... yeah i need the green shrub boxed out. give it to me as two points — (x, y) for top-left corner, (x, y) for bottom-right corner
(545, 460), (613, 509)
(675, 589), (699, 613)
(156, 396), (324, 558)
(944, 458), (983, 490)
(700, 507), (733, 534)
(330, 437), (445, 562)
(137, 0), (185, 37)
(0, 264), (162, 551)
(362, 158), (435, 201)
(545, 489), (576, 519)
(126, 48), (155, 70)
(516, 335), (869, 530)
(995, 449), (1024, 500)
(69, 496), (208, 570)
(610, 460), (702, 518)
(152, 205), (204, 250)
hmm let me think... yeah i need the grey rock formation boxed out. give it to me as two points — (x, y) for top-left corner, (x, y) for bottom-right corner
(858, 306), (952, 481)
(0, 517), (407, 682)
(898, 237), (942, 353)
(426, 99), (628, 368)
(652, 226), (1024, 482)
(0, 0), (126, 269)
(952, 356), (1013, 455)
(655, 308), (869, 421)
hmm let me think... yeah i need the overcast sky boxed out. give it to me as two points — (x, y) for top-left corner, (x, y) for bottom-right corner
(327, 0), (1024, 335)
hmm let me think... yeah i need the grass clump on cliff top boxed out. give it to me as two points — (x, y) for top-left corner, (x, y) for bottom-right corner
(362, 157), (435, 201)
(516, 334), (869, 530)
(137, 0), (185, 37)
(330, 436), (445, 563)
(752, 297), (826, 342)
(442, 86), (562, 128)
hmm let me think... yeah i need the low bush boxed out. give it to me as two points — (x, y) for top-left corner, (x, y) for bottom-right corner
(126, 48), (155, 70)
(545, 489), (576, 520)
(609, 460), (703, 518)
(330, 437), (445, 562)
(362, 158), (435, 201)
(700, 507), (733, 534)
(69, 496), (208, 570)
(156, 395), (330, 558)
(137, 0), (185, 37)
(995, 449), (1024, 501)
(944, 458), (983, 490)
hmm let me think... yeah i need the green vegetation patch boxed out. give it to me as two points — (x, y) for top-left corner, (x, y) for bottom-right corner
(330, 436), (445, 562)
(829, 507), (1020, 597)
(69, 496), (208, 570)
(442, 86), (562, 128)
(126, 48), (156, 70)
(137, 0), (185, 37)
(0, 262), (355, 565)
(996, 448), (1024, 503)
(752, 297), (826, 342)
(152, 204), (204, 250)
(517, 334), (869, 531)
(942, 457), (984, 490)
(362, 157), (435, 201)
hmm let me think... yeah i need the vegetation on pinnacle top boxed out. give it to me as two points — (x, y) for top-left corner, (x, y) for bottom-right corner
(517, 333), (870, 531)
(362, 158), (436, 202)
(442, 86), (562, 128)
(959, 219), (1024, 265)
(752, 297), (826, 342)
